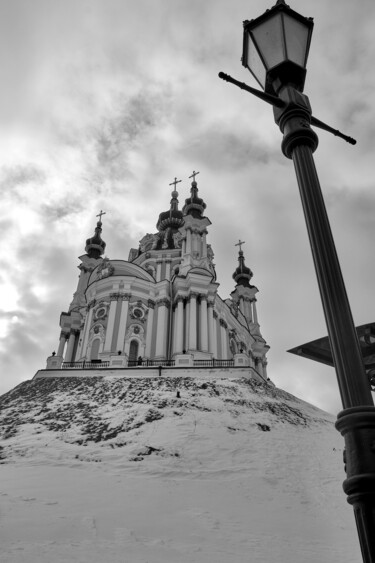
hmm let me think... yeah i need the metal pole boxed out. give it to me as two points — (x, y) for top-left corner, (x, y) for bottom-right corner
(274, 85), (375, 563)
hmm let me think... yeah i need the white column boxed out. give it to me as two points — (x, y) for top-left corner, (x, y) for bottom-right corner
(57, 332), (68, 357)
(182, 237), (186, 254)
(239, 296), (246, 317)
(64, 332), (76, 362)
(212, 311), (218, 358)
(165, 260), (171, 280)
(145, 301), (155, 358)
(184, 299), (190, 352)
(252, 299), (258, 324)
(202, 230), (208, 258)
(207, 303), (215, 356)
(255, 357), (263, 377)
(81, 306), (94, 359)
(188, 294), (197, 350)
(104, 298), (118, 352)
(186, 229), (192, 254)
(246, 298), (253, 322)
(220, 319), (228, 359)
(200, 296), (208, 352)
(155, 299), (169, 358)
(116, 295), (130, 352)
(156, 260), (162, 282)
(174, 297), (184, 354)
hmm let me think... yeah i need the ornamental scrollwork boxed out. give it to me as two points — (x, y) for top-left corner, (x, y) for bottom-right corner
(97, 258), (114, 279)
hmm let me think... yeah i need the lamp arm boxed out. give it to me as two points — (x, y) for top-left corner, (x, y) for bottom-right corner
(218, 72), (284, 108)
(310, 115), (356, 145)
(219, 72), (357, 146)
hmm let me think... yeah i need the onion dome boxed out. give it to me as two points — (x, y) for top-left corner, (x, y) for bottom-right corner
(233, 244), (253, 288)
(183, 172), (206, 218)
(85, 216), (106, 259)
(156, 183), (184, 232)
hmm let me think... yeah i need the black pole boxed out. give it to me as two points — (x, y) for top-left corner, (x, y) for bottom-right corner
(274, 84), (375, 563)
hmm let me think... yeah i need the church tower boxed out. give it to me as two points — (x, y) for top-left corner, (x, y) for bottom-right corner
(47, 173), (269, 379)
(230, 242), (269, 378)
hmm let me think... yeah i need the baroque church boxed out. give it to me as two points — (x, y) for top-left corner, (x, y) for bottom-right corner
(44, 174), (269, 379)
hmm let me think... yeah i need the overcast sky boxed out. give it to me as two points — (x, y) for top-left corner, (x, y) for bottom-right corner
(1, 0), (375, 414)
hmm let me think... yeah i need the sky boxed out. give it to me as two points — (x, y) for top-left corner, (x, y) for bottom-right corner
(0, 0), (375, 415)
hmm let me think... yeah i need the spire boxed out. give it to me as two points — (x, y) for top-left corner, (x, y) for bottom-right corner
(183, 170), (207, 218)
(232, 240), (253, 288)
(85, 211), (107, 259)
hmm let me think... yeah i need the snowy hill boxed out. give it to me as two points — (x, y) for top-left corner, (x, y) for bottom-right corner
(0, 375), (360, 563)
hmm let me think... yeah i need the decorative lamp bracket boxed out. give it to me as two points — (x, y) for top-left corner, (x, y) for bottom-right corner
(218, 72), (356, 145)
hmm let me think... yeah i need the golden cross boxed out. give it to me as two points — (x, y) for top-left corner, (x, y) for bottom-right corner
(189, 170), (200, 182)
(169, 177), (182, 190)
(96, 210), (106, 222)
(235, 239), (245, 252)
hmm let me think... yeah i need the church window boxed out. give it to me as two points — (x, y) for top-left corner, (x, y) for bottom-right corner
(133, 307), (144, 319)
(90, 338), (101, 360)
(95, 306), (107, 320)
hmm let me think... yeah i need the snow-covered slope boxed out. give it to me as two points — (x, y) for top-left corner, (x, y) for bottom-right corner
(0, 376), (360, 563)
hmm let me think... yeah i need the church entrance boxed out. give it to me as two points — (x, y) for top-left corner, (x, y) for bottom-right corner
(129, 340), (139, 366)
(90, 338), (100, 360)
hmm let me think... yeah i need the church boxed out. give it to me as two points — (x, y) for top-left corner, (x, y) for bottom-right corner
(43, 173), (269, 379)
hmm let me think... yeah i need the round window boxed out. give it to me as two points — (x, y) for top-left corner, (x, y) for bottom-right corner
(133, 308), (144, 319)
(95, 307), (106, 319)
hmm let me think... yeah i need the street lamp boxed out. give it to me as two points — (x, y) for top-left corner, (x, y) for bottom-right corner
(242, 0), (313, 96)
(219, 1), (375, 562)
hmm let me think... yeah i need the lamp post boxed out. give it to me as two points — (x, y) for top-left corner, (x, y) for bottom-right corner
(219, 1), (375, 561)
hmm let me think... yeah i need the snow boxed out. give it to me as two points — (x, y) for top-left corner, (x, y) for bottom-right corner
(0, 375), (361, 562)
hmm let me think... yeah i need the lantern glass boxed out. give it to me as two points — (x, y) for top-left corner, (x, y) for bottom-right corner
(247, 34), (267, 88)
(251, 13), (285, 70)
(243, 2), (314, 94)
(283, 14), (310, 67)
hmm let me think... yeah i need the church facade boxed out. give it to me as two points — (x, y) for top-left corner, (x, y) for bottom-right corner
(48, 175), (269, 378)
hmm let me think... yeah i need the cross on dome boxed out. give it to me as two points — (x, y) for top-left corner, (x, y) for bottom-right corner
(189, 170), (200, 182)
(169, 177), (182, 190)
(96, 210), (106, 223)
(235, 239), (245, 253)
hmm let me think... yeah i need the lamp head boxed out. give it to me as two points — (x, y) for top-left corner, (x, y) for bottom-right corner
(242, 0), (314, 96)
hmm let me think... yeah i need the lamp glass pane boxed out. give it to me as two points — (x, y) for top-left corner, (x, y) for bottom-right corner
(251, 14), (285, 70)
(283, 14), (309, 67)
(247, 34), (266, 88)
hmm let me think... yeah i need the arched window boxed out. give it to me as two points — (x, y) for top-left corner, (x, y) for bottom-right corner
(90, 338), (101, 360)
(129, 340), (139, 366)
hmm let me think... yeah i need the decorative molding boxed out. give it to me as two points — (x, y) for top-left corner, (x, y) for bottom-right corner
(148, 299), (156, 310)
(79, 264), (95, 273)
(97, 258), (114, 279)
(122, 293), (132, 301)
(156, 298), (170, 308)
(219, 318), (228, 329)
(110, 292), (123, 301)
(213, 310), (218, 319)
